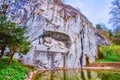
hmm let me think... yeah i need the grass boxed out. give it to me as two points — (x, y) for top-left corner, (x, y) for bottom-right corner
(0, 58), (30, 80)
(97, 45), (120, 62)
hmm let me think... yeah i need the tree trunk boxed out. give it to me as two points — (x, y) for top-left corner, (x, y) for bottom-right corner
(0, 46), (6, 62)
(97, 45), (104, 59)
(0, 54), (3, 62)
(9, 46), (17, 65)
(9, 51), (14, 65)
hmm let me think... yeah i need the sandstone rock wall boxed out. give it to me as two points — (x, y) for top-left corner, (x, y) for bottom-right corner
(2, 0), (98, 68)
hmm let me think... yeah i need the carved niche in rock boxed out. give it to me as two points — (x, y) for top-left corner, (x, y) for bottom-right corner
(32, 31), (72, 68)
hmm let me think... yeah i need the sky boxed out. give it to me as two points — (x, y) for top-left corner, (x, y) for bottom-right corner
(64, 0), (113, 29)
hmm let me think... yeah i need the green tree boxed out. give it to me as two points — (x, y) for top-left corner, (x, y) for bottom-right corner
(0, 15), (30, 65)
(113, 31), (120, 45)
(8, 26), (30, 65)
(108, 30), (113, 36)
(116, 32), (120, 37)
(96, 23), (107, 31)
(96, 24), (103, 31)
(0, 16), (11, 61)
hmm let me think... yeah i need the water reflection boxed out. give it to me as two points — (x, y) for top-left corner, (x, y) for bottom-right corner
(34, 69), (120, 80)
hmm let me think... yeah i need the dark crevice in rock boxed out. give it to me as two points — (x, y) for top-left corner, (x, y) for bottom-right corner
(79, 27), (84, 67)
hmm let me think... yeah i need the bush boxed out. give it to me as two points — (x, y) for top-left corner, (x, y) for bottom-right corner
(0, 58), (29, 80)
(97, 45), (120, 62)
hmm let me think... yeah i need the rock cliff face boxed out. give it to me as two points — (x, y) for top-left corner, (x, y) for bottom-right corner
(96, 32), (111, 46)
(3, 0), (99, 68)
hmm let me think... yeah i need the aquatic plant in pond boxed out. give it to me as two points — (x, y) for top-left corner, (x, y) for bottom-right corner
(98, 71), (120, 80)
(33, 69), (120, 80)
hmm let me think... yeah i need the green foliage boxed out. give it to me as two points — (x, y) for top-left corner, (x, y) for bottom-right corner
(18, 38), (30, 54)
(115, 32), (120, 37)
(96, 24), (103, 30)
(0, 15), (29, 49)
(108, 30), (113, 36)
(96, 23), (107, 31)
(113, 39), (120, 45)
(0, 15), (30, 64)
(0, 58), (29, 80)
(112, 30), (120, 45)
(97, 45), (120, 62)
(114, 26), (120, 34)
